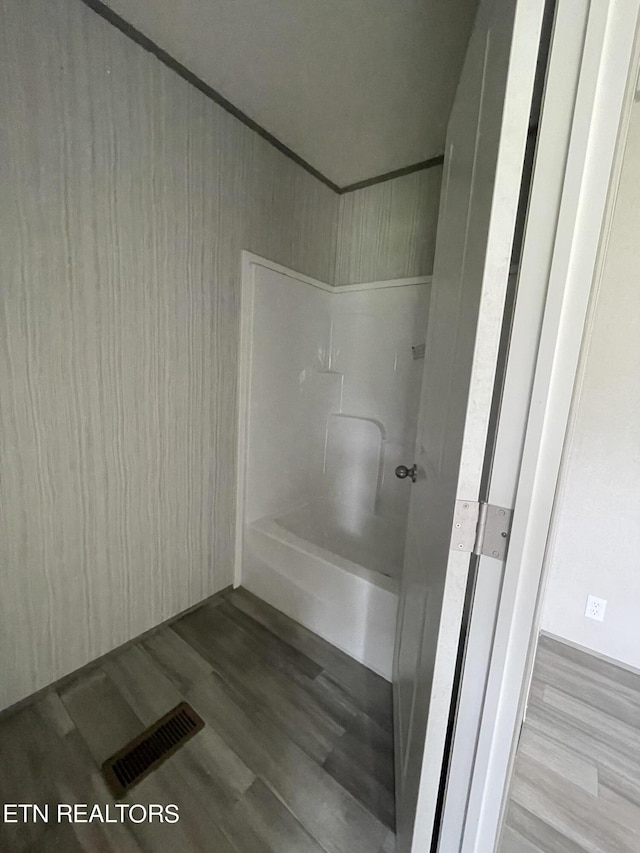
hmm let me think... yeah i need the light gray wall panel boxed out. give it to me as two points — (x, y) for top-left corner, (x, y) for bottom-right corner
(0, 0), (337, 710)
(334, 167), (442, 284)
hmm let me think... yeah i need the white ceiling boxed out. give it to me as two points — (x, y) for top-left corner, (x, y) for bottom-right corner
(104, 0), (478, 187)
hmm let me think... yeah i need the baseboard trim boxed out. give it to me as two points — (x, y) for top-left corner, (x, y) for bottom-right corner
(0, 585), (233, 720)
(539, 630), (640, 678)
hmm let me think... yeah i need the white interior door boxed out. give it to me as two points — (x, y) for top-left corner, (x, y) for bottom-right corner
(392, 1), (545, 850)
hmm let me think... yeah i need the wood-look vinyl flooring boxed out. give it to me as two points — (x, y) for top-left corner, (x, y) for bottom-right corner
(500, 634), (640, 853)
(0, 588), (395, 853)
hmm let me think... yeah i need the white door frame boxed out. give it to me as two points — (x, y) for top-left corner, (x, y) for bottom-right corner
(451, 1), (640, 851)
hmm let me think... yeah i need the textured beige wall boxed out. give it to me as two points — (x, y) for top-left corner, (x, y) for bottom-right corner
(0, 0), (338, 710)
(334, 167), (442, 284)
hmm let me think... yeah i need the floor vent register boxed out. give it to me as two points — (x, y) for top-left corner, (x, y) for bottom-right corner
(102, 701), (205, 797)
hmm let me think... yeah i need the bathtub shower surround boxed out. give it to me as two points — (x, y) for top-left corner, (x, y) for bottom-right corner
(237, 255), (430, 678)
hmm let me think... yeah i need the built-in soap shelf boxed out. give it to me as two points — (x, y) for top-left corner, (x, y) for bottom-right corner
(328, 412), (387, 439)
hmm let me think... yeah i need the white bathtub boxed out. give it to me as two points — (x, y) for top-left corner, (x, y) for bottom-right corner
(276, 498), (405, 580)
(237, 257), (429, 682)
(241, 502), (401, 680)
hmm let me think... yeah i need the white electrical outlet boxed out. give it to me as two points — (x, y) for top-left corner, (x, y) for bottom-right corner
(585, 595), (607, 622)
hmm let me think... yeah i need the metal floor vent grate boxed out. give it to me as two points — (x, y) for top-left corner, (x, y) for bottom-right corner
(102, 701), (204, 797)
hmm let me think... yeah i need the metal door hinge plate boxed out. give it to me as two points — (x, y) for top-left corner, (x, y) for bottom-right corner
(450, 500), (513, 561)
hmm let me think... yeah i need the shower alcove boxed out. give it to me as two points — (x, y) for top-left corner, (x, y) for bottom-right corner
(235, 253), (430, 678)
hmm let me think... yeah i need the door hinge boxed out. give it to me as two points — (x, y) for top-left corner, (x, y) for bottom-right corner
(450, 500), (513, 561)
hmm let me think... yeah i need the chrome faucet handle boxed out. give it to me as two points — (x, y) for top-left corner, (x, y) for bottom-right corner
(395, 464), (417, 483)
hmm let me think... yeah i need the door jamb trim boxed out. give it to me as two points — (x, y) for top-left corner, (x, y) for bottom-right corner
(458, 2), (640, 850)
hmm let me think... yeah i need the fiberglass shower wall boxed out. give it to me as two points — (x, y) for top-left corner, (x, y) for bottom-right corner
(247, 264), (429, 575)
